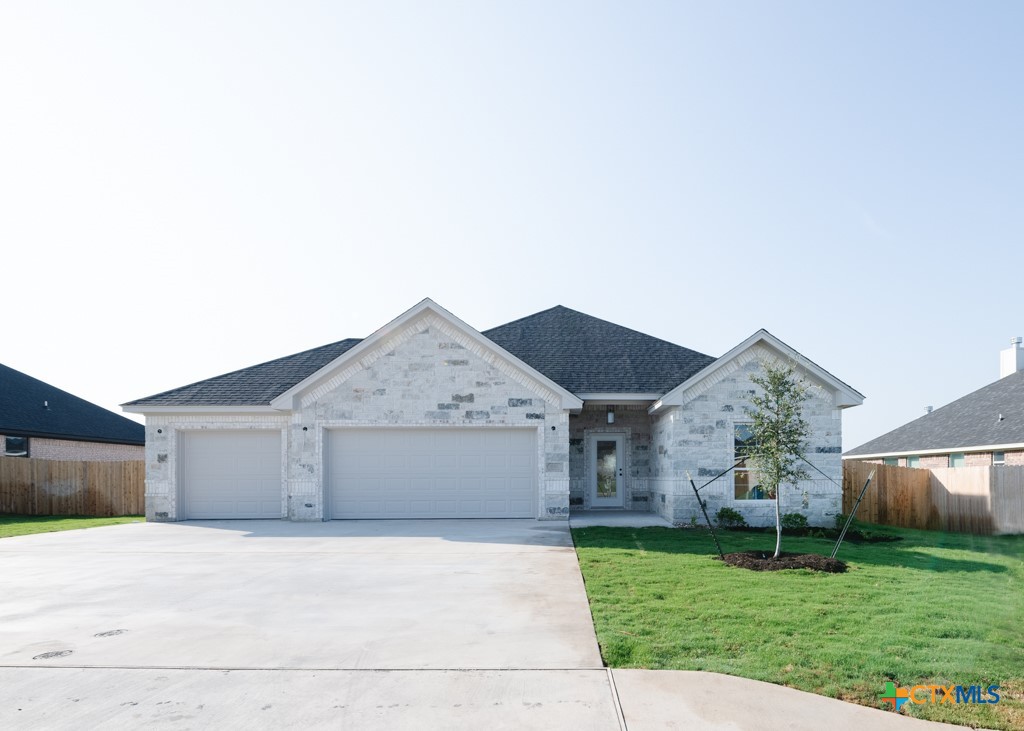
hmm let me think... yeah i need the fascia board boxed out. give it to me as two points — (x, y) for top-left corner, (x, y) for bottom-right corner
(121, 405), (282, 415)
(576, 392), (662, 401)
(843, 443), (1024, 459)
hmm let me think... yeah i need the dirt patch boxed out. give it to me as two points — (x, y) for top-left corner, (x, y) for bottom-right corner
(719, 551), (847, 573)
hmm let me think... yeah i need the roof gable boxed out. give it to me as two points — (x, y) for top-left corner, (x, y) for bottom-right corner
(1, 363), (144, 445)
(123, 305), (861, 414)
(483, 306), (715, 395)
(650, 329), (864, 414)
(845, 370), (1024, 457)
(269, 299), (584, 411)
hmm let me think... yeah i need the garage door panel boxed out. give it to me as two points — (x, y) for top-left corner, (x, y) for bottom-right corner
(485, 477), (509, 491)
(434, 455), (458, 470)
(182, 431), (282, 519)
(510, 476), (533, 491)
(409, 454), (431, 470)
(329, 428), (536, 519)
(432, 431), (460, 449)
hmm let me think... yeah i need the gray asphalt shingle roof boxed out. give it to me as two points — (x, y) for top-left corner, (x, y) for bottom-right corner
(1, 363), (145, 445)
(123, 339), (362, 407)
(845, 370), (1024, 456)
(483, 306), (715, 394)
(125, 306), (716, 407)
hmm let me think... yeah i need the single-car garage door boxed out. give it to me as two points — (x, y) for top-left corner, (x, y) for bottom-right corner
(180, 431), (283, 519)
(328, 428), (536, 519)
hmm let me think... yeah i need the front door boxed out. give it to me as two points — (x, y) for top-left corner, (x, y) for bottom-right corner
(590, 434), (625, 507)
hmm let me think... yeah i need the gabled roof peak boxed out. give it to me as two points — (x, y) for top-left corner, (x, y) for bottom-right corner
(650, 329), (864, 414)
(484, 307), (715, 394)
(267, 298), (583, 411)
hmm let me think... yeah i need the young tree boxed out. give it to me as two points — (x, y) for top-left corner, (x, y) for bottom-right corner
(744, 361), (811, 559)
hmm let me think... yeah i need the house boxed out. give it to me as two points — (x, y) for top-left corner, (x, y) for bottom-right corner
(844, 338), (1024, 468)
(1, 363), (145, 461)
(122, 299), (862, 525)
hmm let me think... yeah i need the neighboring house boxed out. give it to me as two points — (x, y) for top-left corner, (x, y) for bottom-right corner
(845, 338), (1024, 468)
(123, 299), (862, 525)
(0, 363), (145, 461)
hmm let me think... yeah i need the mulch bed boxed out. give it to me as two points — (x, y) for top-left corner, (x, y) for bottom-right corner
(722, 526), (900, 543)
(719, 551), (847, 573)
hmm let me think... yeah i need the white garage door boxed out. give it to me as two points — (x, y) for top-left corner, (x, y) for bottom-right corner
(328, 428), (536, 519)
(180, 431), (283, 519)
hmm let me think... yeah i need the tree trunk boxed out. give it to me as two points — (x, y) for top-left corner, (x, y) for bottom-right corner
(773, 484), (782, 559)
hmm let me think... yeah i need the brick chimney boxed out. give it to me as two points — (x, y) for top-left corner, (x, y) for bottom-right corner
(1000, 337), (1024, 378)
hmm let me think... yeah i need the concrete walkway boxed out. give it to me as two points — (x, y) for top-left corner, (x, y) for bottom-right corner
(569, 510), (674, 528)
(0, 521), (962, 729)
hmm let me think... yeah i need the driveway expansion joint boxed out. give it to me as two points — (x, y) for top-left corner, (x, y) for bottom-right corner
(606, 668), (628, 731)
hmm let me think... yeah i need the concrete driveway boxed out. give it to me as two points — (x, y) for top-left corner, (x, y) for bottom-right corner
(0, 521), (962, 729)
(0, 519), (601, 670)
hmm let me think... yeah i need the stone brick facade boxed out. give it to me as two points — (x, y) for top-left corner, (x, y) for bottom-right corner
(144, 313), (571, 522)
(137, 307), (855, 526)
(648, 344), (843, 527)
(0, 434), (143, 462)
(965, 452), (993, 467)
(918, 454), (951, 469)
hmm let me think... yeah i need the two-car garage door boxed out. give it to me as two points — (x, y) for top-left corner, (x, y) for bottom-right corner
(178, 428), (537, 519)
(327, 428), (537, 519)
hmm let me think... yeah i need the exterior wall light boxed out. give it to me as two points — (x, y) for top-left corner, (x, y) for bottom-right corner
(607, 407), (615, 424)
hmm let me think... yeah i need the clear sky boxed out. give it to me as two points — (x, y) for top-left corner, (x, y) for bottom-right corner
(1, 2), (1021, 450)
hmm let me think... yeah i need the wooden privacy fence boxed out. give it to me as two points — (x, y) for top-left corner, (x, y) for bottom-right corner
(0, 456), (144, 516)
(843, 460), (1024, 535)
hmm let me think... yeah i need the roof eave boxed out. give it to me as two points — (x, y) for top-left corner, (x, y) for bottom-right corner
(576, 392), (663, 401)
(0, 428), (144, 446)
(844, 442), (1024, 459)
(121, 405), (285, 416)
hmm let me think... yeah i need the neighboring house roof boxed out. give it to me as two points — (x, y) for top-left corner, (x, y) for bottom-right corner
(483, 305), (716, 395)
(844, 370), (1024, 457)
(0, 363), (145, 445)
(122, 339), (362, 407)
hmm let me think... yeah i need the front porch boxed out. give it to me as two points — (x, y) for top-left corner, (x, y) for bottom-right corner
(569, 403), (661, 515)
(568, 509), (673, 528)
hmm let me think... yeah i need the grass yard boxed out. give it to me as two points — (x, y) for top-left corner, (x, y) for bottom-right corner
(0, 514), (143, 539)
(572, 523), (1024, 729)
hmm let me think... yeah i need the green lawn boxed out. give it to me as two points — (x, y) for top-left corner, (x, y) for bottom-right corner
(572, 523), (1024, 729)
(0, 514), (143, 538)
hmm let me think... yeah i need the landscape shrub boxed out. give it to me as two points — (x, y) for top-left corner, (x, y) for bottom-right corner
(715, 506), (747, 529)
